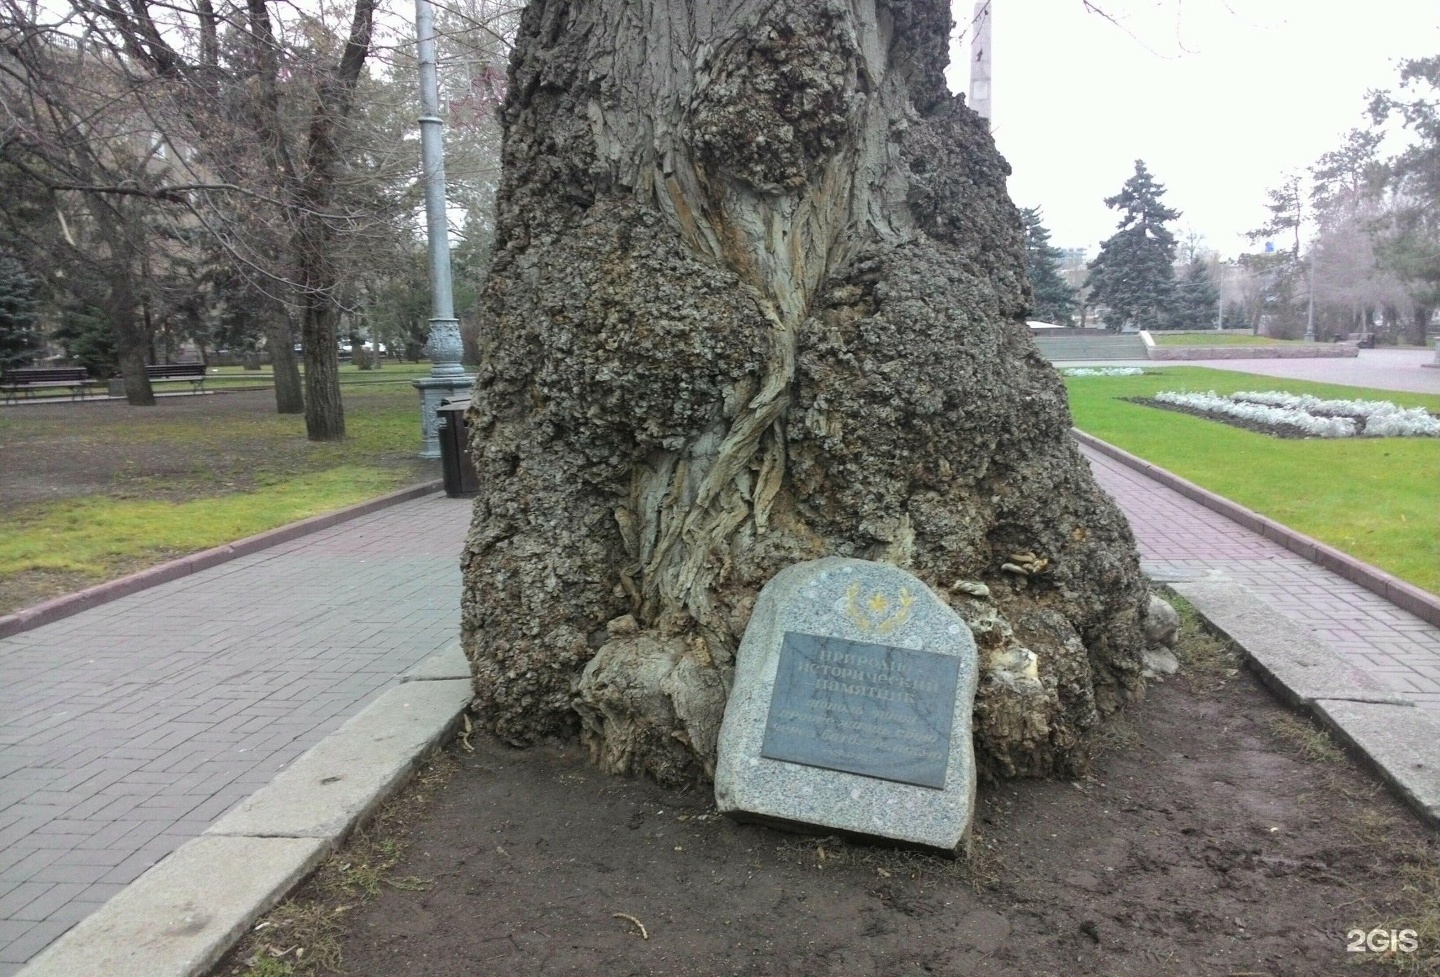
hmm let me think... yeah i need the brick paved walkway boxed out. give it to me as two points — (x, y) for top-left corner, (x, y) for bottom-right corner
(0, 494), (473, 974)
(1082, 445), (1440, 711)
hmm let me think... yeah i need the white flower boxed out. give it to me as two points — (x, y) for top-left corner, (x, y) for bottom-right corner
(1153, 390), (1438, 438)
(1062, 367), (1145, 377)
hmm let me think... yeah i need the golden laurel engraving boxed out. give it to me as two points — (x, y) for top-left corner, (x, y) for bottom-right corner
(844, 582), (916, 636)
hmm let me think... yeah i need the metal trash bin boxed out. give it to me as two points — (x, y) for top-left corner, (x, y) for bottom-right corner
(436, 399), (478, 498)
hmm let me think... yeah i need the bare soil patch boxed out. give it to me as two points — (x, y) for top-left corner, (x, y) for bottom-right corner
(215, 639), (1439, 977)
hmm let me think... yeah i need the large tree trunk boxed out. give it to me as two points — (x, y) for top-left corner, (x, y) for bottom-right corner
(461, 0), (1151, 785)
(251, 0), (373, 440)
(291, 183), (347, 440)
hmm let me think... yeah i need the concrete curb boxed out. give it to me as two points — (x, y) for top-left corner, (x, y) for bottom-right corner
(1169, 581), (1440, 831)
(204, 680), (472, 842)
(16, 659), (472, 977)
(1073, 429), (1440, 628)
(1170, 580), (1410, 709)
(398, 643), (472, 683)
(0, 480), (444, 640)
(1310, 700), (1440, 825)
(1146, 345), (1360, 360)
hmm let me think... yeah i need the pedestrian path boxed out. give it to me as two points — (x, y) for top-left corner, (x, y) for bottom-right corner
(0, 493), (473, 975)
(1081, 444), (1440, 711)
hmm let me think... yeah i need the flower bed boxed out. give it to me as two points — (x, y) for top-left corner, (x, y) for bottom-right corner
(1147, 390), (1440, 438)
(1062, 367), (1146, 377)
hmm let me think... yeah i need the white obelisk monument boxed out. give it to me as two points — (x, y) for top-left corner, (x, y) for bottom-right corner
(969, 1), (992, 124)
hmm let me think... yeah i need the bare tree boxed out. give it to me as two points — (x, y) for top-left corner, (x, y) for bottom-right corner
(0, 24), (173, 404)
(9, 0), (386, 436)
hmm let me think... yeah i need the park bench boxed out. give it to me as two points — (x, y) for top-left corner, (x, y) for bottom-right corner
(1342, 332), (1377, 349)
(0, 367), (97, 403)
(143, 363), (208, 392)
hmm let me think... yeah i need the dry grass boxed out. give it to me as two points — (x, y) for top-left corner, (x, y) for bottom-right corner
(1328, 786), (1440, 975)
(1265, 715), (1346, 763)
(1090, 712), (1144, 760)
(1364, 850), (1440, 975)
(1163, 591), (1242, 685)
(769, 826), (1005, 894)
(217, 749), (458, 977)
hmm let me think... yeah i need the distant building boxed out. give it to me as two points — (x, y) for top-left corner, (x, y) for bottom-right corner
(1056, 247), (1088, 292)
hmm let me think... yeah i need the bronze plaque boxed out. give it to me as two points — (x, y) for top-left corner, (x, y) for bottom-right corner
(760, 631), (960, 789)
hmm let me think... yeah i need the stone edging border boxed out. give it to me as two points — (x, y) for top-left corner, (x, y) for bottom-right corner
(0, 480), (445, 640)
(1135, 329), (1361, 360)
(1072, 429), (1440, 629)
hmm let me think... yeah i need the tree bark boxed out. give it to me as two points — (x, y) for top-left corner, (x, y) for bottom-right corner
(97, 220), (157, 406)
(462, 0), (1152, 785)
(300, 290), (345, 439)
(1412, 305), (1432, 347)
(110, 275), (156, 406)
(268, 304), (305, 414)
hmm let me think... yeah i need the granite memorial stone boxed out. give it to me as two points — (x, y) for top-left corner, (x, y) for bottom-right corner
(715, 557), (980, 851)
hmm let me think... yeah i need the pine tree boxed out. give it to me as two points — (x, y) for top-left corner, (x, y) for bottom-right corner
(0, 253), (42, 368)
(1170, 259), (1219, 330)
(1020, 207), (1077, 325)
(1085, 160), (1181, 330)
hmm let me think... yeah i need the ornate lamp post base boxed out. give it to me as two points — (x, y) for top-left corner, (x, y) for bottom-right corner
(413, 374), (475, 459)
(413, 316), (473, 458)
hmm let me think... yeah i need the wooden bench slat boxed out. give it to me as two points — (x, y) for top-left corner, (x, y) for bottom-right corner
(144, 364), (207, 379)
(137, 363), (207, 392)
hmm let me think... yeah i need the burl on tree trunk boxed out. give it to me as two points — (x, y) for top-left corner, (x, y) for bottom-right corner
(461, 0), (1151, 783)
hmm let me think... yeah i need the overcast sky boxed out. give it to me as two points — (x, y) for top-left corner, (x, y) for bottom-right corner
(943, 0), (1440, 259)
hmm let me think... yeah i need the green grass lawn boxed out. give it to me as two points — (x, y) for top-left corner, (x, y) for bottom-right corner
(0, 466), (402, 580)
(0, 383), (441, 613)
(1063, 367), (1440, 594)
(1149, 333), (1297, 346)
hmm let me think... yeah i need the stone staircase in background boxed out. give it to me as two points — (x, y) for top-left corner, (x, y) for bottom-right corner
(1031, 330), (1150, 362)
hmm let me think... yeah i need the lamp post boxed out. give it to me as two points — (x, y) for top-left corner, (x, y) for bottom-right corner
(411, 0), (474, 458)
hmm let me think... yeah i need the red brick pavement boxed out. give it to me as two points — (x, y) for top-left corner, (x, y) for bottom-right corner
(0, 494), (473, 974)
(1081, 444), (1440, 710)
